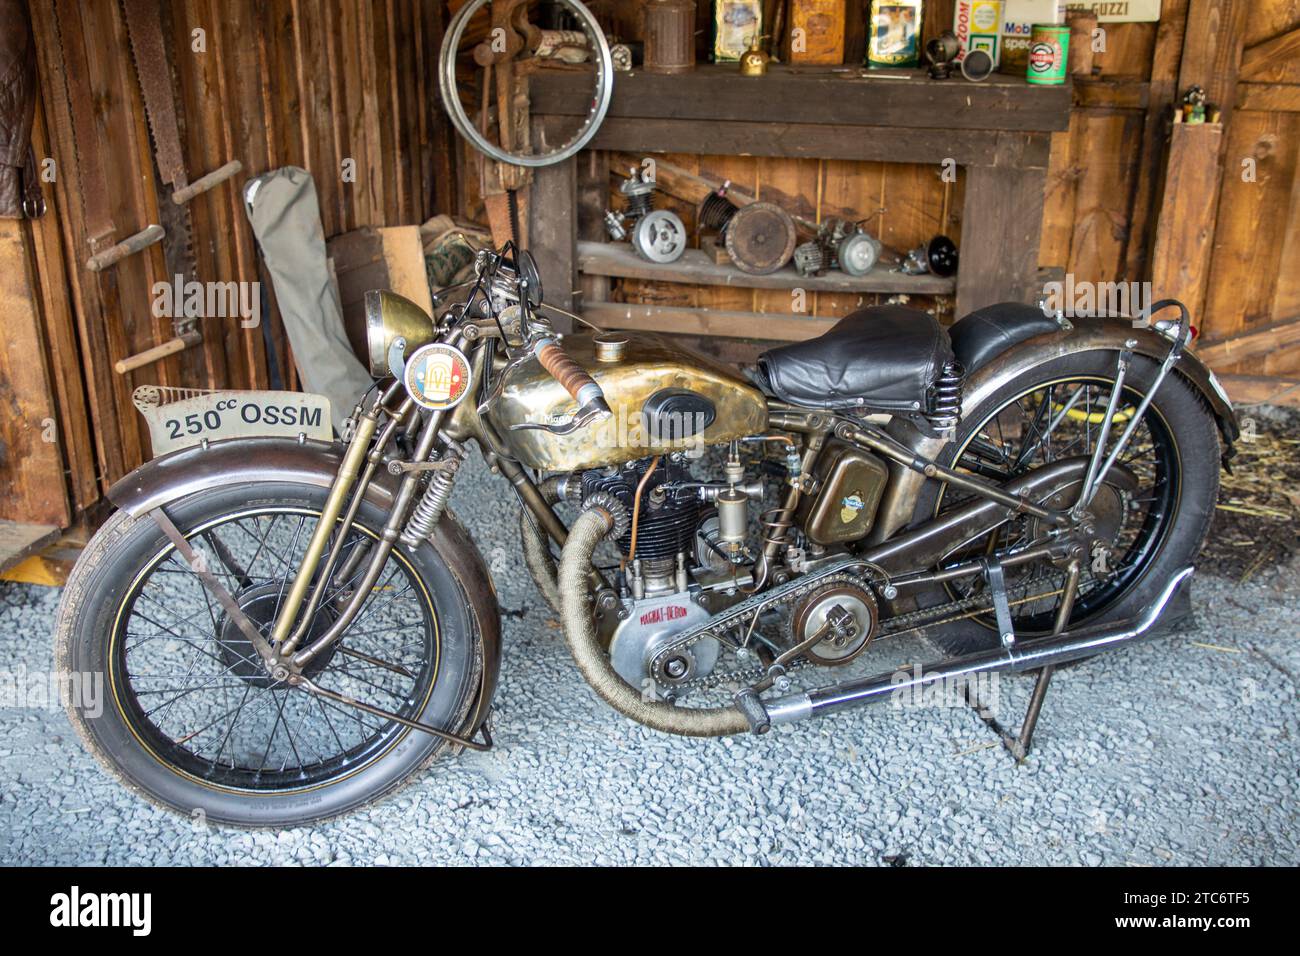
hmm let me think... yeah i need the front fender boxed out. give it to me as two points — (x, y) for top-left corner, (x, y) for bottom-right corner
(962, 315), (1240, 452)
(107, 437), (502, 737)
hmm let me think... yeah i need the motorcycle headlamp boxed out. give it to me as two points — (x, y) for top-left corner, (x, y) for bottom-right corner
(364, 290), (436, 377)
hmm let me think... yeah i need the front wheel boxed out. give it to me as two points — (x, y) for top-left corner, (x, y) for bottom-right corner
(911, 350), (1222, 658)
(55, 481), (482, 827)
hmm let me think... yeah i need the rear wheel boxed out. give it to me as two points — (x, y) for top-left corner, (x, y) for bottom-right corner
(911, 351), (1221, 657)
(56, 481), (481, 827)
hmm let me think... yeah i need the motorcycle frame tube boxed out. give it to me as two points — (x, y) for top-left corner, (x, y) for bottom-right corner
(269, 410), (379, 647)
(283, 396), (416, 652)
(273, 382), (406, 654)
(839, 423), (1066, 525)
(855, 457), (1093, 575)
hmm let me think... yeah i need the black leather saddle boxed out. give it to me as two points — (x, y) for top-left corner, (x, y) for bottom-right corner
(754, 305), (955, 413)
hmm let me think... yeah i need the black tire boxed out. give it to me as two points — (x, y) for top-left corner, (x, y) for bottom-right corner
(55, 481), (481, 828)
(910, 350), (1221, 658)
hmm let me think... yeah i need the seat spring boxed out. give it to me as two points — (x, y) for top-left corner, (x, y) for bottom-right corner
(928, 361), (965, 432)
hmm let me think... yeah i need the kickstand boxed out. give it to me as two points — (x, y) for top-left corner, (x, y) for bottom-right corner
(966, 665), (1055, 762)
(965, 558), (1080, 763)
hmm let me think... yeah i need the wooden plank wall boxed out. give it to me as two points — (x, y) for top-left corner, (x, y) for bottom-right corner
(8, 0), (455, 527)
(1200, 0), (1300, 378)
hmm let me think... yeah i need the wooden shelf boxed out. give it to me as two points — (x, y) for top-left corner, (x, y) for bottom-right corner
(531, 63), (1071, 322)
(533, 64), (1071, 133)
(578, 241), (956, 296)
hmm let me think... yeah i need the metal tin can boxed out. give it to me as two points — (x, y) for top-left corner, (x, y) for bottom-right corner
(867, 0), (924, 69)
(1026, 23), (1068, 85)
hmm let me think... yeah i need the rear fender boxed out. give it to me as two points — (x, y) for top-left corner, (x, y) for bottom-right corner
(963, 315), (1239, 449)
(107, 437), (502, 737)
(869, 315), (1238, 544)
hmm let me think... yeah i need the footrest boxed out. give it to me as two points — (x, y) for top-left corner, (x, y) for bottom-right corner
(734, 687), (772, 735)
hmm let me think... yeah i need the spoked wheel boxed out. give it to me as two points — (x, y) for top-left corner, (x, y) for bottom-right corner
(912, 351), (1222, 657)
(56, 481), (481, 827)
(439, 0), (614, 168)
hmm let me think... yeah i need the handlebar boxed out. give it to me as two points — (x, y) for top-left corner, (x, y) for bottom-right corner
(532, 336), (612, 422)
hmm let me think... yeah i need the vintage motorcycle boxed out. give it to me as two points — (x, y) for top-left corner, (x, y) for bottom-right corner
(57, 244), (1237, 826)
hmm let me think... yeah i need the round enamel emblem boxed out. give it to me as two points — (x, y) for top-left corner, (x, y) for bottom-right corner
(403, 343), (472, 410)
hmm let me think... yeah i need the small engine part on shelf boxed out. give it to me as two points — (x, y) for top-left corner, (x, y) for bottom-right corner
(605, 167), (687, 263)
(793, 218), (882, 278)
(901, 235), (959, 277)
(603, 209), (628, 241)
(611, 42), (637, 71)
(725, 201), (798, 275)
(620, 168), (656, 219)
(793, 239), (828, 277)
(633, 209), (688, 263)
(698, 188), (739, 232)
(837, 228), (883, 276)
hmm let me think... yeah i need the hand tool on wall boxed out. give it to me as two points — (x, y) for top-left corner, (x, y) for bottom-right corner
(105, 0), (244, 374)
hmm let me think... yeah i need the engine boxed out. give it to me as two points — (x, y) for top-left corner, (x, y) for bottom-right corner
(580, 455), (723, 696)
(571, 436), (890, 698)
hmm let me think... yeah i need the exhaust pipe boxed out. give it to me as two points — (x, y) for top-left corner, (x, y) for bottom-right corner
(749, 568), (1194, 732)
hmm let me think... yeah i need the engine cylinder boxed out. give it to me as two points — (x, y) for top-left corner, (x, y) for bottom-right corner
(580, 458), (701, 561)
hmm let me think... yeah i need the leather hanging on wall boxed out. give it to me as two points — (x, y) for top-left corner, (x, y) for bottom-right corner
(0, 0), (45, 219)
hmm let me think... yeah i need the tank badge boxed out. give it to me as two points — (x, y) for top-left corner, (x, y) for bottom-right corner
(403, 343), (472, 411)
(840, 492), (866, 524)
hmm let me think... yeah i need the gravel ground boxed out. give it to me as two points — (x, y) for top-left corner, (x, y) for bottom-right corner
(1, 438), (1297, 866)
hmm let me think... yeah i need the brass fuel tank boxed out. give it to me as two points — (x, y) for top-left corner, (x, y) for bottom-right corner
(493, 332), (769, 471)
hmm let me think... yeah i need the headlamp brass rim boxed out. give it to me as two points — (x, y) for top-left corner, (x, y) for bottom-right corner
(365, 290), (437, 377)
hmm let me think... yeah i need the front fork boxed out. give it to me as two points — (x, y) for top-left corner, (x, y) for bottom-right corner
(265, 382), (448, 674)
